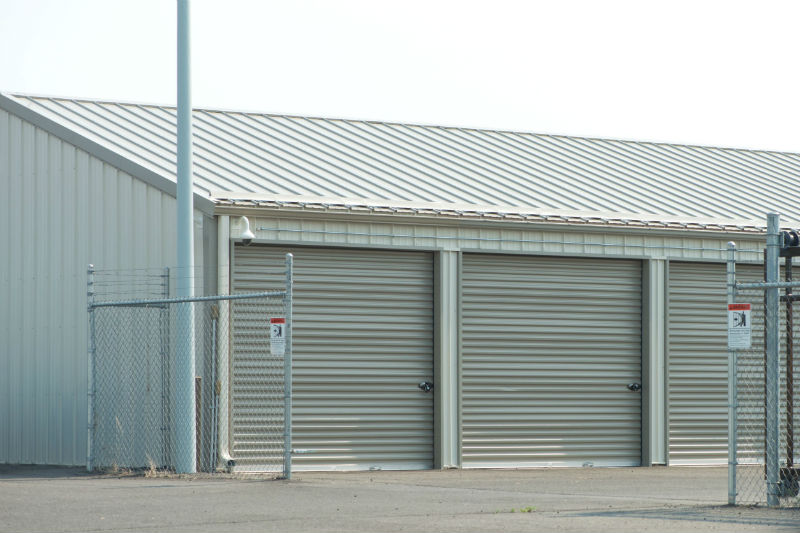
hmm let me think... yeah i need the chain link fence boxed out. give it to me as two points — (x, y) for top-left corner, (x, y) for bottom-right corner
(87, 256), (293, 477)
(729, 218), (800, 507)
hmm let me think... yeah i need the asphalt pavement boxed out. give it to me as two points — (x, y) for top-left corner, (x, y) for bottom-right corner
(1, 465), (798, 532)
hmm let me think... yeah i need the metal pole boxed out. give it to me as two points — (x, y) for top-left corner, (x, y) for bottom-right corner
(765, 213), (781, 506)
(176, 0), (196, 473)
(209, 308), (218, 471)
(284, 253), (293, 479)
(787, 257), (795, 469)
(727, 242), (737, 505)
(161, 268), (172, 467)
(86, 265), (96, 472)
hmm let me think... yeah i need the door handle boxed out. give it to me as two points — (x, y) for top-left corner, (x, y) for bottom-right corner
(627, 383), (642, 392)
(418, 381), (433, 393)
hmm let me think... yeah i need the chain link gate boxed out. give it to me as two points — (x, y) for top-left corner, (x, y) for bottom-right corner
(87, 254), (293, 477)
(728, 215), (800, 507)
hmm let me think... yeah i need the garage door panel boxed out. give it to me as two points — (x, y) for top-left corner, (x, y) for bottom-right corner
(667, 262), (763, 465)
(232, 245), (434, 471)
(462, 254), (643, 468)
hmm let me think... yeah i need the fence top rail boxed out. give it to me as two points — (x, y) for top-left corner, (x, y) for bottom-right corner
(736, 280), (800, 290)
(89, 290), (286, 309)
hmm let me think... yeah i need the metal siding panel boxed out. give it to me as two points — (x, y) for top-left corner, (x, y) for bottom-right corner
(42, 130), (56, 460)
(231, 245), (434, 471)
(21, 119), (36, 464)
(667, 262), (763, 464)
(0, 111), (7, 462)
(0, 110), (14, 462)
(58, 140), (76, 464)
(0, 110), (180, 465)
(10, 114), (24, 463)
(461, 254), (643, 467)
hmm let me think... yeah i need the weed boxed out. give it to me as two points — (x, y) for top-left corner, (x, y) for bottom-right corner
(498, 505), (535, 514)
(144, 456), (158, 478)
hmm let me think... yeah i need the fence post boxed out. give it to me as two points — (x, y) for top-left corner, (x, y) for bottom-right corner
(766, 213), (781, 507)
(727, 242), (737, 505)
(86, 265), (96, 472)
(284, 253), (293, 479)
(161, 268), (171, 468)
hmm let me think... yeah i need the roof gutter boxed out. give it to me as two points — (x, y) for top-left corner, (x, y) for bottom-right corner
(214, 203), (768, 242)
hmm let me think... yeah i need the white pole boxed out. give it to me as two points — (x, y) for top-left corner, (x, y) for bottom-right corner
(176, 0), (196, 473)
(216, 216), (234, 469)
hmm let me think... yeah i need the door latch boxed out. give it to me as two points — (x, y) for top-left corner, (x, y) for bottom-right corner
(627, 382), (642, 392)
(418, 381), (433, 393)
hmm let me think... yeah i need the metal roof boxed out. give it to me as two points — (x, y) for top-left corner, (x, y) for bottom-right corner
(3, 92), (799, 227)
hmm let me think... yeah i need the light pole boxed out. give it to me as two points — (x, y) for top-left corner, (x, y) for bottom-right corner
(176, 0), (196, 474)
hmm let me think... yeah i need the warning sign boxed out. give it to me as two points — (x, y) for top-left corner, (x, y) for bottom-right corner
(727, 303), (751, 350)
(269, 317), (286, 356)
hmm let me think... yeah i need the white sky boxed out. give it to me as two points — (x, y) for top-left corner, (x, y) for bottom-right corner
(2, 0), (800, 152)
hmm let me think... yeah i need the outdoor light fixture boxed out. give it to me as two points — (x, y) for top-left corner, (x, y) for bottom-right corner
(240, 216), (255, 245)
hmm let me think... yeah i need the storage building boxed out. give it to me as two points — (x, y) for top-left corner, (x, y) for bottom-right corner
(2, 92), (796, 470)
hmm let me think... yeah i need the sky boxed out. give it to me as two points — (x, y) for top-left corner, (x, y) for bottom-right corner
(2, 0), (800, 152)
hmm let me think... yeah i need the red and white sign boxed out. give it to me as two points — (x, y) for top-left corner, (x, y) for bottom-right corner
(727, 303), (751, 349)
(269, 317), (286, 356)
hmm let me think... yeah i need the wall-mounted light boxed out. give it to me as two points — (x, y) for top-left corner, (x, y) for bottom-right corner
(240, 216), (255, 246)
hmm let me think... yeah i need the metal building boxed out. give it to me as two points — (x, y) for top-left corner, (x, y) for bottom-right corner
(2, 92), (798, 470)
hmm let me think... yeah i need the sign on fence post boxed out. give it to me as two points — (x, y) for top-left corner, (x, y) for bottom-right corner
(727, 303), (751, 350)
(270, 317), (286, 356)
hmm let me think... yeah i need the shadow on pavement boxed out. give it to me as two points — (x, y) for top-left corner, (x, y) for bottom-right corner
(571, 504), (800, 529)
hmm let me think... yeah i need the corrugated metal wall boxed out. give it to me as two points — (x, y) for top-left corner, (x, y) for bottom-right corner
(0, 108), (190, 465)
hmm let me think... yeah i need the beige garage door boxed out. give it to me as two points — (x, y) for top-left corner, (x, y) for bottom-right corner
(667, 261), (763, 465)
(461, 254), (643, 467)
(232, 245), (434, 471)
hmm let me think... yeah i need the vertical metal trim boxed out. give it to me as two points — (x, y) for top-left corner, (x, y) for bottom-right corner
(432, 252), (442, 469)
(727, 242), (737, 505)
(433, 250), (460, 469)
(86, 265), (95, 472)
(660, 259), (669, 463)
(765, 214), (780, 507)
(641, 261), (651, 466)
(456, 250), (463, 468)
(642, 259), (666, 466)
(284, 253), (293, 479)
(664, 259), (671, 466)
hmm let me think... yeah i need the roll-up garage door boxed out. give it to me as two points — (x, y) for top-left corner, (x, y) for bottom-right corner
(462, 254), (643, 468)
(667, 262), (762, 465)
(232, 245), (434, 471)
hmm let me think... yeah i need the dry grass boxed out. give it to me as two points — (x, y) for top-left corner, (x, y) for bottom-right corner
(144, 456), (159, 478)
(94, 462), (282, 481)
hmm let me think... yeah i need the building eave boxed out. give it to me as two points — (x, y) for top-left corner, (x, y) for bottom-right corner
(0, 93), (215, 215)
